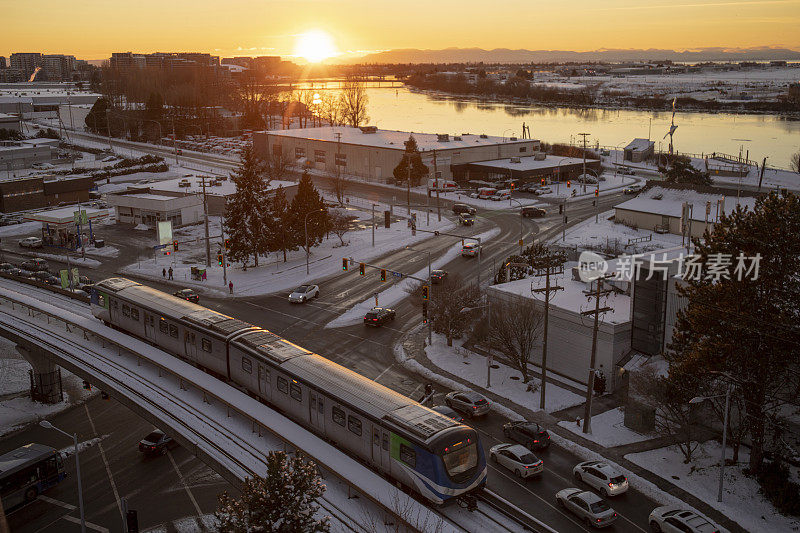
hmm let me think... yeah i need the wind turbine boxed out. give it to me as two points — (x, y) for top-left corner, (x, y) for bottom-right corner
(663, 98), (678, 155)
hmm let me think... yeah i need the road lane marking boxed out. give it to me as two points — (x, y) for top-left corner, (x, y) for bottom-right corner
(84, 404), (124, 524)
(373, 363), (395, 383)
(62, 515), (110, 533)
(37, 495), (76, 510)
(167, 450), (203, 517)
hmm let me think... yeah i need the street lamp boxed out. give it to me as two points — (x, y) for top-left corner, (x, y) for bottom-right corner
(460, 301), (492, 387)
(554, 157), (574, 195)
(689, 383), (733, 503)
(39, 420), (86, 533)
(304, 209), (326, 275)
(508, 199), (527, 254)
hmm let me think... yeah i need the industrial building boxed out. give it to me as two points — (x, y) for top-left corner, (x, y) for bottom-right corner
(107, 191), (204, 227)
(0, 175), (93, 213)
(254, 126), (538, 184)
(623, 138), (655, 163)
(0, 141), (53, 170)
(0, 113), (21, 132)
(455, 155), (601, 185)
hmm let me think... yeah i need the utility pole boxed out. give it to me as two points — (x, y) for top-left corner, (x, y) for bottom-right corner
(171, 116), (179, 164)
(200, 176), (211, 267)
(531, 260), (564, 410)
(221, 225), (228, 287)
(758, 157), (767, 191)
(562, 200), (568, 241)
(580, 276), (614, 434)
(104, 109), (113, 152)
(335, 132), (342, 202)
(578, 133), (590, 194)
(433, 150), (441, 222)
(407, 153), (412, 216)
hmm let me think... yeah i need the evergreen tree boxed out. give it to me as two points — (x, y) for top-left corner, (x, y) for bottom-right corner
(659, 158), (712, 187)
(265, 185), (297, 262)
(290, 172), (329, 253)
(392, 135), (429, 186)
(85, 97), (109, 133)
(668, 192), (800, 473)
(215, 451), (329, 533)
(145, 92), (164, 120)
(224, 144), (270, 267)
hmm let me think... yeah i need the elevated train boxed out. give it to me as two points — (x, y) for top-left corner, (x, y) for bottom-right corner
(91, 278), (486, 503)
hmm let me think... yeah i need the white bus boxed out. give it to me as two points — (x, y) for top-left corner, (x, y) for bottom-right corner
(0, 443), (66, 509)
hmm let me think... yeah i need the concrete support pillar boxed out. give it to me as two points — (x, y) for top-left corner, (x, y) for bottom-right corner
(16, 344), (63, 404)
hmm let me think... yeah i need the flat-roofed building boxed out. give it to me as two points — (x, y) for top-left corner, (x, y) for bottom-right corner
(107, 191), (204, 227)
(623, 138), (655, 163)
(455, 154), (600, 185)
(0, 113), (21, 132)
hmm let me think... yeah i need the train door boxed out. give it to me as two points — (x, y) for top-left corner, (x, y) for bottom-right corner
(183, 331), (197, 361)
(257, 364), (270, 401)
(371, 425), (389, 471)
(143, 313), (156, 341)
(109, 298), (120, 324)
(309, 391), (325, 433)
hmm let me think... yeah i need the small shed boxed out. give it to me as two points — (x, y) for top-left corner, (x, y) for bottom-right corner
(623, 138), (655, 163)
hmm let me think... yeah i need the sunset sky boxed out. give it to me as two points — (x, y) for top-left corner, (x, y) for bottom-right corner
(3, 0), (800, 61)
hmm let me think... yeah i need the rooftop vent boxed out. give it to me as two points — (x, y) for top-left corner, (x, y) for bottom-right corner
(533, 151), (546, 161)
(437, 134), (450, 142)
(480, 134), (488, 139)
(510, 157), (521, 164)
(359, 126), (377, 134)
(510, 136), (518, 141)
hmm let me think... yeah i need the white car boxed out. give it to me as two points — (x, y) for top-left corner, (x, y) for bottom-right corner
(19, 237), (43, 249)
(533, 187), (553, 196)
(490, 443), (543, 478)
(461, 242), (481, 257)
(32, 162), (55, 170)
(573, 460), (629, 496)
(649, 507), (721, 533)
(288, 284), (319, 303)
(556, 488), (618, 528)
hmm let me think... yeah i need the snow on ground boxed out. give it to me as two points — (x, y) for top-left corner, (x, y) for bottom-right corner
(419, 190), (545, 210)
(325, 227), (500, 329)
(626, 440), (800, 533)
(424, 334), (584, 413)
(0, 336), (29, 396)
(32, 252), (101, 268)
(59, 436), (107, 458)
(0, 222), (40, 237)
(82, 243), (120, 258)
(122, 204), (458, 298)
(558, 407), (654, 448)
(536, 173), (638, 201)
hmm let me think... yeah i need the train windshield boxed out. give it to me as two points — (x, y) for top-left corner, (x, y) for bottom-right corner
(442, 440), (478, 476)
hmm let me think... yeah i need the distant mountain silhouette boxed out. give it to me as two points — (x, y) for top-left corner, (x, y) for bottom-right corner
(342, 47), (800, 64)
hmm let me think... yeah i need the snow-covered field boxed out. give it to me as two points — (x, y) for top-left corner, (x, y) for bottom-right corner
(558, 407), (654, 448)
(626, 440), (800, 533)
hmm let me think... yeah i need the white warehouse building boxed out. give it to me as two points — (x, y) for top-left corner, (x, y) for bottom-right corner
(254, 126), (539, 184)
(107, 192), (204, 228)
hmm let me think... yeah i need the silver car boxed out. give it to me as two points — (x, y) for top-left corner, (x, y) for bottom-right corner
(573, 461), (629, 496)
(445, 390), (490, 418)
(288, 284), (319, 303)
(556, 488), (618, 528)
(19, 237), (42, 249)
(648, 507), (721, 533)
(490, 443), (543, 478)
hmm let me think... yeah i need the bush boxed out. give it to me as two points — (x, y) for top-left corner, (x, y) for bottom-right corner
(755, 460), (800, 516)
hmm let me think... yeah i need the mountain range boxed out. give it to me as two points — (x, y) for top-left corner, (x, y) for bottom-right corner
(343, 47), (800, 64)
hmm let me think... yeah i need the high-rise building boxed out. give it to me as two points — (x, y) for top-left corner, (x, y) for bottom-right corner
(41, 54), (76, 81)
(10, 53), (42, 79)
(0, 57), (6, 69)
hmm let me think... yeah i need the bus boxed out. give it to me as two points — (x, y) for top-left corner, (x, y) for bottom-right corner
(0, 443), (66, 509)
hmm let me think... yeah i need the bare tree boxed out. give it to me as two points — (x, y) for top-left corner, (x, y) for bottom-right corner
(419, 274), (482, 346)
(331, 172), (348, 204)
(791, 151), (800, 174)
(329, 210), (353, 246)
(488, 299), (544, 383)
(340, 76), (369, 127)
(318, 91), (344, 127)
(263, 149), (292, 182)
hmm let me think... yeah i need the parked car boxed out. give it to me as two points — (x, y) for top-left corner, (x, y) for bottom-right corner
(623, 185), (643, 195)
(452, 203), (476, 216)
(573, 461), (629, 496)
(0, 263), (13, 271)
(533, 187), (553, 196)
(461, 242), (481, 257)
(521, 206), (546, 218)
(431, 405), (463, 423)
(490, 443), (544, 478)
(648, 507), (721, 533)
(503, 421), (551, 450)
(620, 167), (636, 175)
(19, 237), (43, 249)
(33, 271), (53, 282)
(363, 307), (396, 326)
(288, 284), (319, 303)
(45, 275), (60, 286)
(138, 430), (174, 456)
(32, 162), (55, 170)
(556, 488), (618, 528)
(459, 213), (475, 226)
(445, 390), (490, 418)
(520, 182), (540, 192)
(6, 267), (23, 277)
(173, 288), (200, 303)
(21, 258), (49, 272)
(430, 270), (448, 284)
(17, 269), (35, 279)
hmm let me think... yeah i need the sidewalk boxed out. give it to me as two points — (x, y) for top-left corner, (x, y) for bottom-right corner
(396, 326), (745, 533)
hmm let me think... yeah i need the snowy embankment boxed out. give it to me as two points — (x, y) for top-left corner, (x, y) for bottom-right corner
(325, 227), (500, 328)
(557, 407), (653, 448)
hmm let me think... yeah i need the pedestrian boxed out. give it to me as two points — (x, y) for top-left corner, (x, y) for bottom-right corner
(162, 268), (166, 278)
(229, 280), (233, 294)
(168, 267), (173, 280)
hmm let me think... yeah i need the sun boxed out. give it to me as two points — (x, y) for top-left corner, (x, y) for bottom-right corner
(294, 30), (337, 63)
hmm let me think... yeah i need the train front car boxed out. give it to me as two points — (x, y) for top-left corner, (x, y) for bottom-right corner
(402, 425), (487, 504)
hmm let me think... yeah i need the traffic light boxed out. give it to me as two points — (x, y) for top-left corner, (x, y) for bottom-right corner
(217, 253), (223, 266)
(342, 258), (348, 271)
(225, 239), (230, 251)
(422, 301), (428, 324)
(421, 285), (429, 300)
(380, 269), (387, 282)
(165, 250), (170, 256)
(359, 263), (365, 276)
(594, 189), (599, 197)
(82, 380), (91, 390)
(540, 178), (545, 186)
(567, 180), (571, 188)
(510, 182), (515, 190)
(173, 240), (179, 251)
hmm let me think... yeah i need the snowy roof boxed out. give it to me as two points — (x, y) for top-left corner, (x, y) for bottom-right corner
(136, 176), (294, 197)
(614, 186), (757, 222)
(625, 138), (654, 152)
(23, 206), (109, 225)
(265, 126), (535, 152)
(466, 155), (586, 171)
(120, 193), (184, 202)
(0, 112), (19, 121)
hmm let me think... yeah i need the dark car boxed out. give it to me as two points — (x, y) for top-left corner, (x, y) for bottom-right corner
(452, 203), (477, 216)
(503, 421), (551, 450)
(521, 206), (547, 218)
(173, 289), (199, 303)
(0, 263), (13, 271)
(33, 271), (52, 282)
(432, 405), (464, 423)
(17, 269), (34, 279)
(21, 258), (49, 272)
(458, 213), (476, 226)
(430, 269), (448, 284)
(138, 430), (174, 456)
(6, 267), (23, 277)
(364, 307), (396, 327)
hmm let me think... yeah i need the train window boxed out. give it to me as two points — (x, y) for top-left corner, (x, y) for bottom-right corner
(348, 416), (362, 436)
(159, 319), (168, 333)
(332, 406), (346, 426)
(311, 397), (316, 411)
(122, 304), (130, 317)
(201, 338), (212, 352)
(318, 396), (324, 413)
(277, 377), (288, 394)
(98, 294), (105, 307)
(399, 444), (416, 467)
(130, 308), (139, 321)
(373, 428), (380, 445)
(382, 433), (389, 451)
(168, 324), (178, 338)
(113, 300), (118, 309)
(289, 383), (302, 401)
(241, 358), (252, 374)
